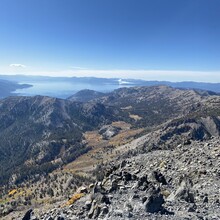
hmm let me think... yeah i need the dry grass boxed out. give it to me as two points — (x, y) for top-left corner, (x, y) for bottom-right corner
(111, 121), (131, 129)
(129, 114), (142, 121)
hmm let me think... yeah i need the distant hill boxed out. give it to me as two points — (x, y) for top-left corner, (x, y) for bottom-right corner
(141, 80), (220, 93)
(68, 89), (105, 102)
(0, 79), (30, 98)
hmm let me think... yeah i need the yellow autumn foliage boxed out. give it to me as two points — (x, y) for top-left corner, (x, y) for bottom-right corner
(66, 193), (84, 206)
(8, 189), (17, 196)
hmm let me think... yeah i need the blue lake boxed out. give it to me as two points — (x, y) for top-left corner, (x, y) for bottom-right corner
(13, 81), (130, 99)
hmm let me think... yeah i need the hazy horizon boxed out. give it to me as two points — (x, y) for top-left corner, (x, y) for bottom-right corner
(1, 72), (220, 83)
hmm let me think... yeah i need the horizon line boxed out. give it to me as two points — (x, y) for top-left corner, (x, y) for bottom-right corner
(0, 69), (220, 84)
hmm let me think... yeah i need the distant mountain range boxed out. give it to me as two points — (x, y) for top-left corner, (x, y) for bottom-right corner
(0, 75), (220, 98)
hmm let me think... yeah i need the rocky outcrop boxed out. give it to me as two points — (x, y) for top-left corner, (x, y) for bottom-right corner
(168, 175), (194, 203)
(99, 125), (121, 140)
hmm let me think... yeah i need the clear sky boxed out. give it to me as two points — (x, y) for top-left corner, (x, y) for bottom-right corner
(0, 0), (220, 82)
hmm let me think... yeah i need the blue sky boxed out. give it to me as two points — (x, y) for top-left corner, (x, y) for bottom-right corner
(0, 0), (220, 82)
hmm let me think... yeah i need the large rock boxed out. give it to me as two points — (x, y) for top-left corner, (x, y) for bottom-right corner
(168, 176), (194, 203)
(143, 188), (165, 213)
(22, 209), (32, 220)
(99, 125), (121, 140)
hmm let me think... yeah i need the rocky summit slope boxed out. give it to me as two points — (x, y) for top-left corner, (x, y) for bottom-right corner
(19, 137), (220, 220)
(1, 85), (220, 219)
